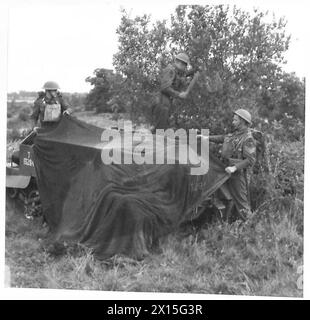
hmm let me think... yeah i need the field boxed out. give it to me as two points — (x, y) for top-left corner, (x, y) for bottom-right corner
(5, 109), (303, 297)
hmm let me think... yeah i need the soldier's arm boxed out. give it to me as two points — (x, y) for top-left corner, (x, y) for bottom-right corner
(58, 93), (72, 113)
(234, 137), (256, 171)
(161, 87), (182, 98)
(185, 69), (196, 77)
(209, 135), (225, 143)
(30, 99), (42, 128)
(200, 134), (224, 143)
(186, 60), (204, 76)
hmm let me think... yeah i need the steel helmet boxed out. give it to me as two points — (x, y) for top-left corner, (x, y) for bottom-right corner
(175, 52), (190, 65)
(234, 109), (252, 124)
(43, 81), (60, 90)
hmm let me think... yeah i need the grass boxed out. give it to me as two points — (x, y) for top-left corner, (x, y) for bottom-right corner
(5, 196), (303, 296)
(74, 111), (118, 128)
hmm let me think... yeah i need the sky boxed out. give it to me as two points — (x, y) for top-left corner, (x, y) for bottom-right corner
(2, 0), (309, 93)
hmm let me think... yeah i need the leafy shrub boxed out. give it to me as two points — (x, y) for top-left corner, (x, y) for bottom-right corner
(250, 138), (304, 214)
(18, 111), (28, 122)
(7, 128), (22, 141)
(18, 106), (32, 122)
(271, 117), (305, 142)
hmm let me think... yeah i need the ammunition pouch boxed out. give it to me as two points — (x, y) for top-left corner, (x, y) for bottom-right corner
(43, 102), (62, 122)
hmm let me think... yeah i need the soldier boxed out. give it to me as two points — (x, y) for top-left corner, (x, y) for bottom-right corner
(152, 52), (194, 130)
(203, 109), (256, 221)
(31, 81), (71, 132)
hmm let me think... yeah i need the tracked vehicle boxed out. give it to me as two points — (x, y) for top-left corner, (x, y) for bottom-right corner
(6, 131), (41, 218)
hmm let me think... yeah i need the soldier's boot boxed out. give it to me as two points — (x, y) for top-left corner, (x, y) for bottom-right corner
(213, 197), (226, 211)
(212, 198), (226, 222)
(224, 200), (234, 222)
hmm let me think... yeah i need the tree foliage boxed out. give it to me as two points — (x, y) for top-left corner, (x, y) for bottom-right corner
(86, 5), (304, 133)
(85, 68), (116, 113)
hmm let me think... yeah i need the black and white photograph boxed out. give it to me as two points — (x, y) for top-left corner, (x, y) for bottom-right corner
(1, 0), (308, 299)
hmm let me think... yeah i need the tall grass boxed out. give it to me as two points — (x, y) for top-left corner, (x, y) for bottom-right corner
(6, 196), (303, 296)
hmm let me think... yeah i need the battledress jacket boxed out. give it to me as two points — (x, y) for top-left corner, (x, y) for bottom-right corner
(152, 64), (193, 129)
(209, 128), (256, 171)
(31, 93), (70, 128)
(210, 128), (256, 216)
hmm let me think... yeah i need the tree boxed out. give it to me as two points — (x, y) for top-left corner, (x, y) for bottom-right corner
(112, 5), (297, 131)
(85, 68), (116, 113)
(85, 5), (304, 132)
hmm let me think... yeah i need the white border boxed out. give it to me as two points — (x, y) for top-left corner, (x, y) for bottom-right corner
(1, 0), (309, 300)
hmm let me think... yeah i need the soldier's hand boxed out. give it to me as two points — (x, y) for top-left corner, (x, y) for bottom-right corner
(225, 166), (237, 174)
(179, 91), (188, 99)
(63, 110), (71, 116)
(33, 127), (40, 133)
(197, 134), (209, 140)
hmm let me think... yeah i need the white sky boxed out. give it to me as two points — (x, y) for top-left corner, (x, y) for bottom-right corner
(2, 0), (310, 93)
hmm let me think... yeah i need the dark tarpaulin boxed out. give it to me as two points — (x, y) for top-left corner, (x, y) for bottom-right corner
(33, 116), (229, 259)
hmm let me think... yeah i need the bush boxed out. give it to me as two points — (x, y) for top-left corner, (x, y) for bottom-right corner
(7, 128), (22, 141)
(272, 117), (305, 142)
(18, 111), (28, 122)
(250, 138), (304, 214)
(18, 106), (31, 122)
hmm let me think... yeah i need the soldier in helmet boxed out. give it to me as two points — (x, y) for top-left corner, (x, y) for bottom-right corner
(152, 52), (195, 130)
(31, 81), (71, 132)
(202, 109), (256, 221)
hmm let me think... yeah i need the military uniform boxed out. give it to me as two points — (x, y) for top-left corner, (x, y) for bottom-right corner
(210, 128), (256, 219)
(152, 64), (189, 130)
(31, 92), (70, 130)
